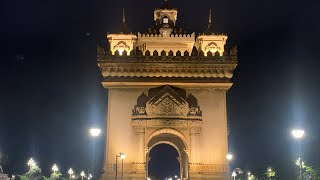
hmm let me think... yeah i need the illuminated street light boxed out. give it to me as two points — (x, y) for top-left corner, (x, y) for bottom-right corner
(120, 152), (126, 178)
(27, 158), (37, 169)
(52, 164), (59, 173)
(291, 128), (305, 180)
(232, 171), (237, 180)
(226, 153), (233, 161)
(80, 171), (85, 180)
(291, 129), (305, 139)
(226, 153), (233, 180)
(89, 128), (101, 137)
(68, 168), (74, 180)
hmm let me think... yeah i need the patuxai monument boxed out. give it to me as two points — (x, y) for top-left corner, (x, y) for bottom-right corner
(97, 0), (237, 179)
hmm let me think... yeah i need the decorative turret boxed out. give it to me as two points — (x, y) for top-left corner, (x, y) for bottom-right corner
(107, 8), (137, 56)
(195, 9), (227, 56)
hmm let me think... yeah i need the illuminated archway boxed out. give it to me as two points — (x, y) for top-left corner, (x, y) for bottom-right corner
(146, 131), (189, 179)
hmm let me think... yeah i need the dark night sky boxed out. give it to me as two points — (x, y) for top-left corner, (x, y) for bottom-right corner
(1, 0), (320, 179)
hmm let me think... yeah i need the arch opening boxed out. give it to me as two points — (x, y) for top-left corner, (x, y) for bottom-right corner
(146, 131), (189, 179)
(147, 144), (180, 180)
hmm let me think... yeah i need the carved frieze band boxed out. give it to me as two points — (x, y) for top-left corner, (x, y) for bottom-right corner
(97, 55), (237, 63)
(101, 65), (234, 78)
(105, 163), (145, 172)
(132, 119), (202, 128)
(189, 163), (228, 173)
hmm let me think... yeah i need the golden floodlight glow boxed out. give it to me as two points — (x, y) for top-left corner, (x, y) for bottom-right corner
(291, 129), (305, 139)
(89, 128), (101, 137)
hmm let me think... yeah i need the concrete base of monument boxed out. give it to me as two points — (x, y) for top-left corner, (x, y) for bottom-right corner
(189, 172), (229, 180)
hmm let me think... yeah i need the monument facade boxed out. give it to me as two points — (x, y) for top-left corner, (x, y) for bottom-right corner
(97, 1), (237, 179)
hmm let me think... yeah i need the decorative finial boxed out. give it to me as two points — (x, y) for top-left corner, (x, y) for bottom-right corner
(209, 9), (212, 24)
(163, 0), (169, 9)
(122, 8), (126, 23)
(204, 8), (214, 35)
(121, 8), (127, 33)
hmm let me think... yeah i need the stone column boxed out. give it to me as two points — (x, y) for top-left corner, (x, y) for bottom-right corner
(130, 127), (146, 180)
(190, 127), (201, 163)
(136, 127), (145, 163)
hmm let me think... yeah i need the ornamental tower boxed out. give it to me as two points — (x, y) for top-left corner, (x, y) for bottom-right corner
(97, 1), (237, 179)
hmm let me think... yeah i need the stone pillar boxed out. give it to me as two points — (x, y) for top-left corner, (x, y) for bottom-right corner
(190, 127), (200, 163)
(136, 127), (145, 163)
(130, 127), (146, 180)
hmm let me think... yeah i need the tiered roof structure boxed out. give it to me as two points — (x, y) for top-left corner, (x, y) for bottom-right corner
(98, 0), (237, 88)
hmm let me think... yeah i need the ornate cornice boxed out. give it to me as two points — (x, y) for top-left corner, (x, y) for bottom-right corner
(98, 55), (236, 81)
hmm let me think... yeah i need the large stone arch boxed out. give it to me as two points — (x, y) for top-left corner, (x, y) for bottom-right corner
(146, 131), (189, 179)
(147, 128), (188, 149)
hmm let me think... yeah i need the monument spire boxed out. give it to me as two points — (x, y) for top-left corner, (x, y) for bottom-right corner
(163, 0), (169, 9)
(121, 8), (127, 33)
(209, 8), (212, 24)
(204, 8), (214, 35)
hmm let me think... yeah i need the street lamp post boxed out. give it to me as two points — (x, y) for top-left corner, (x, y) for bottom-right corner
(89, 128), (102, 178)
(120, 153), (126, 179)
(80, 171), (85, 180)
(68, 168), (74, 180)
(226, 153), (233, 180)
(115, 152), (126, 180)
(52, 164), (59, 174)
(291, 129), (305, 180)
(232, 171), (236, 180)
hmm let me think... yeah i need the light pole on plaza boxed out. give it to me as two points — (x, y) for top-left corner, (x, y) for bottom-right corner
(232, 171), (237, 180)
(226, 153), (233, 180)
(120, 153), (126, 179)
(68, 168), (74, 180)
(115, 152), (126, 180)
(80, 171), (85, 180)
(52, 164), (59, 175)
(89, 127), (102, 178)
(291, 129), (305, 180)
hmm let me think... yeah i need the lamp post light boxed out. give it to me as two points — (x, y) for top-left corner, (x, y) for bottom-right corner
(27, 158), (37, 170)
(89, 128), (101, 137)
(52, 164), (59, 174)
(80, 171), (85, 180)
(291, 128), (305, 180)
(89, 127), (102, 177)
(120, 153), (126, 179)
(226, 153), (233, 180)
(68, 168), (74, 180)
(232, 171), (237, 180)
(115, 152), (126, 179)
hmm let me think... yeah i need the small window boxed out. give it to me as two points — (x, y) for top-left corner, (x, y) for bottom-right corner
(163, 18), (169, 24)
